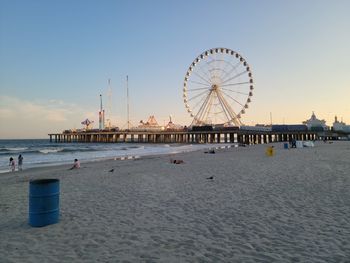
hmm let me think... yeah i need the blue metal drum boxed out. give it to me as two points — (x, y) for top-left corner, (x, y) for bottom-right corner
(29, 179), (60, 227)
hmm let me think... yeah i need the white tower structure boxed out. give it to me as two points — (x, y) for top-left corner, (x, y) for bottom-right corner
(99, 94), (105, 130)
(106, 79), (112, 129)
(126, 75), (131, 130)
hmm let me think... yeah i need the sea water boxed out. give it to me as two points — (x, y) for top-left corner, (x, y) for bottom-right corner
(0, 139), (231, 173)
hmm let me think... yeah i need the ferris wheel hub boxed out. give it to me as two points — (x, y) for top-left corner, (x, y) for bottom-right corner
(211, 84), (219, 91)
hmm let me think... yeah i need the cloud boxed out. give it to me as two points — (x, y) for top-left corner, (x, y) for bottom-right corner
(45, 110), (68, 122)
(0, 96), (96, 138)
(0, 108), (15, 119)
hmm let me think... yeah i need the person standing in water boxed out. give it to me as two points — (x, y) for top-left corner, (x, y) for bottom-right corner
(18, 154), (23, 171)
(9, 157), (16, 172)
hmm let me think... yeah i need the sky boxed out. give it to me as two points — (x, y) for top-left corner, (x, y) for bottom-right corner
(0, 0), (349, 139)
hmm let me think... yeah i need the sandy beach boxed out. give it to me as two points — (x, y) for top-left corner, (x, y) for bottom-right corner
(1, 141), (349, 262)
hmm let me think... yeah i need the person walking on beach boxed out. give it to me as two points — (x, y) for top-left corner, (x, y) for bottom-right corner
(18, 154), (23, 171)
(9, 157), (16, 172)
(69, 159), (80, 170)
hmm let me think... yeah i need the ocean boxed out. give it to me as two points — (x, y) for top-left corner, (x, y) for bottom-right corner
(0, 139), (230, 173)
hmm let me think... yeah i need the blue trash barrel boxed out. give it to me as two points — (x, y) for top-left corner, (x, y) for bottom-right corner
(29, 179), (60, 227)
(284, 143), (289, 149)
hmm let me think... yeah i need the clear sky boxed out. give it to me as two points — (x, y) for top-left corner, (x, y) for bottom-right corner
(1, 0), (349, 139)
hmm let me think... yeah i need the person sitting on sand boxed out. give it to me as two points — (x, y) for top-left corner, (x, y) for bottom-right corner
(170, 159), (184, 164)
(9, 157), (16, 172)
(69, 159), (80, 170)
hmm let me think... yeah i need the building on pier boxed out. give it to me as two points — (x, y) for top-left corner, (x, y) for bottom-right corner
(333, 116), (350, 133)
(303, 112), (328, 131)
(131, 115), (164, 131)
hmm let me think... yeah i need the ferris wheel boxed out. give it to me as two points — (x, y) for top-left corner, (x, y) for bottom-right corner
(183, 48), (254, 126)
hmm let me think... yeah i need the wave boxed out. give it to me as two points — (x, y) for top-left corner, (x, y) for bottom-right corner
(0, 146), (103, 155)
(0, 147), (28, 152)
(39, 148), (65, 154)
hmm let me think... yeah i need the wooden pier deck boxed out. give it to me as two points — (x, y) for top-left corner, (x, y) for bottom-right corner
(49, 130), (319, 144)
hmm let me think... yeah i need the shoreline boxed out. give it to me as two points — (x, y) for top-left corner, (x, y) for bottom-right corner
(0, 142), (233, 175)
(0, 142), (233, 177)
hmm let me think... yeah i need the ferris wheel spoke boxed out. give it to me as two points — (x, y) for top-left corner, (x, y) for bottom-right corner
(221, 70), (247, 85)
(214, 53), (219, 80)
(220, 81), (250, 88)
(221, 88), (248, 96)
(216, 59), (232, 80)
(191, 93), (209, 111)
(217, 60), (228, 80)
(188, 80), (210, 87)
(187, 89), (210, 102)
(192, 71), (212, 85)
(220, 90), (245, 108)
(196, 63), (214, 83)
(205, 59), (218, 80)
(197, 56), (216, 81)
(220, 61), (242, 84)
(216, 53), (229, 80)
(216, 55), (227, 81)
(208, 53), (217, 79)
(191, 94), (211, 115)
(187, 87), (210, 92)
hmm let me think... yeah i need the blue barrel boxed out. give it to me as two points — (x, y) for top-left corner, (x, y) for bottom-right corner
(29, 179), (60, 227)
(284, 143), (289, 149)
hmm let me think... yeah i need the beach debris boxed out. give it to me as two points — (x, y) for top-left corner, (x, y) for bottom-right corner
(303, 141), (315, 147)
(204, 149), (216, 154)
(108, 169), (114, 172)
(170, 159), (184, 164)
(206, 176), (214, 180)
(266, 146), (274, 157)
(115, 155), (140, 161)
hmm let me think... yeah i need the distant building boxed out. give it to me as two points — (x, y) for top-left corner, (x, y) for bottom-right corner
(165, 116), (183, 130)
(302, 112), (328, 131)
(333, 116), (350, 133)
(131, 115), (164, 131)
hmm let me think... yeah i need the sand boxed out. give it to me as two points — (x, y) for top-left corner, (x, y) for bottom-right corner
(0, 141), (350, 262)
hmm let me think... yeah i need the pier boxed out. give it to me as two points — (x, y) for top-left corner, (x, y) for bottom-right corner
(49, 130), (319, 144)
